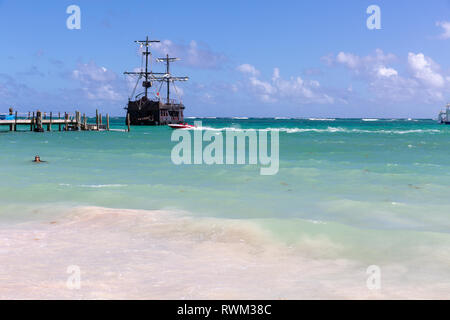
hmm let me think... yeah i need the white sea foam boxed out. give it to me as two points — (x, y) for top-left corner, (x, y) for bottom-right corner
(109, 129), (128, 132)
(308, 118), (336, 121)
(59, 184), (127, 188)
(79, 184), (128, 188)
(186, 126), (441, 135)
(273, 127), (441, 134)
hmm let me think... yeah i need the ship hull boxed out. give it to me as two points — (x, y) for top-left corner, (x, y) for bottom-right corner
(126, 98), (185, 126)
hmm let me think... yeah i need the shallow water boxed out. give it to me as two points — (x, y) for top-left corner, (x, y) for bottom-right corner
(0, 118), (449, 299)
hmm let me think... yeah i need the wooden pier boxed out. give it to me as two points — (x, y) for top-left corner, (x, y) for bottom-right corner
(0, 108), (130, 132)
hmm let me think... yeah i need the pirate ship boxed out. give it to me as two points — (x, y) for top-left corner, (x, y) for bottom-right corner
(124, 36), (189, 125)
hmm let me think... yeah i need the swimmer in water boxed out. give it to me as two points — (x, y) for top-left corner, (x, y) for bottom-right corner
(33, 155), (46, 163)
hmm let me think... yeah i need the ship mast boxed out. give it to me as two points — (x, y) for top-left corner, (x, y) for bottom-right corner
(124, 36), (188, 103)
(124, 36), (162, 99)
(156, 54), (189, 104)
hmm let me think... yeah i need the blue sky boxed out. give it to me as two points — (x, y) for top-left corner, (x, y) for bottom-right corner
(1, 0), (450, 117)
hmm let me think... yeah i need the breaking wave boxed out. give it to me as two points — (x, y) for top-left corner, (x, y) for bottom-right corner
(188, 126), (442, 135)
(277, 127), (442, 134)
(59, 184), (128, 188)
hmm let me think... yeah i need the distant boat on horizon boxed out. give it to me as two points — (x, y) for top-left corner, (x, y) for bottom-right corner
(438, 103), (450, 124)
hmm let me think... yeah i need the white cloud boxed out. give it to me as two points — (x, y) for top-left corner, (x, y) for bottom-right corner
(72, 62), (116, 83)
(237, 64), (260, 77)
(436, 21), (450, 39)
(332, 49), (397, 77)
(377, 66), (398, 78)
(152, 40), (226, 69)
(272, 67), (280, 81)
(72, 61), (122, 101)
(407, 53), (445, 88)
(237, 64), (334, 104)
(336, 52), (360, 69)
(86, 84), (120, 101)
(328, 49), (449, 103)
(249, 77), (276, 94)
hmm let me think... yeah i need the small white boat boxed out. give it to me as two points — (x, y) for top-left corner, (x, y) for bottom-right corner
(168, 123), (195, 129)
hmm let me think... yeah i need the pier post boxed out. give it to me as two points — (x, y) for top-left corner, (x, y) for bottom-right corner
(35, 110), (43, 132)
(31, 112), (35, 131)
(14, 111), (17, 131)
(106, 114), (110, 131)
(48, 112), (52, 131)
(64, 112), (69, 131)
(83, 113), (87, 130)
(96, 109), (99, 131)
(58, 112), (61, 131)
(75, 111), (78, 130)
(127, 113), (131, 132)
(9, 108), (13, 131)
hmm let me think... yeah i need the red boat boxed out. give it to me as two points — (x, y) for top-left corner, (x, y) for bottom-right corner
(168, 123), (195, 129)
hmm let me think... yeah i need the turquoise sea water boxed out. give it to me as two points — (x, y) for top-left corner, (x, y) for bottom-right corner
(1, 118), (449, 298)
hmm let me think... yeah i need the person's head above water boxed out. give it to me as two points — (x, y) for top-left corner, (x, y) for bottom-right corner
(34, 155), (41, 162)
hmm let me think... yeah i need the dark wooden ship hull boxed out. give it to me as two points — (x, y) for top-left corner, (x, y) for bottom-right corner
(126, 97), (184, 126)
